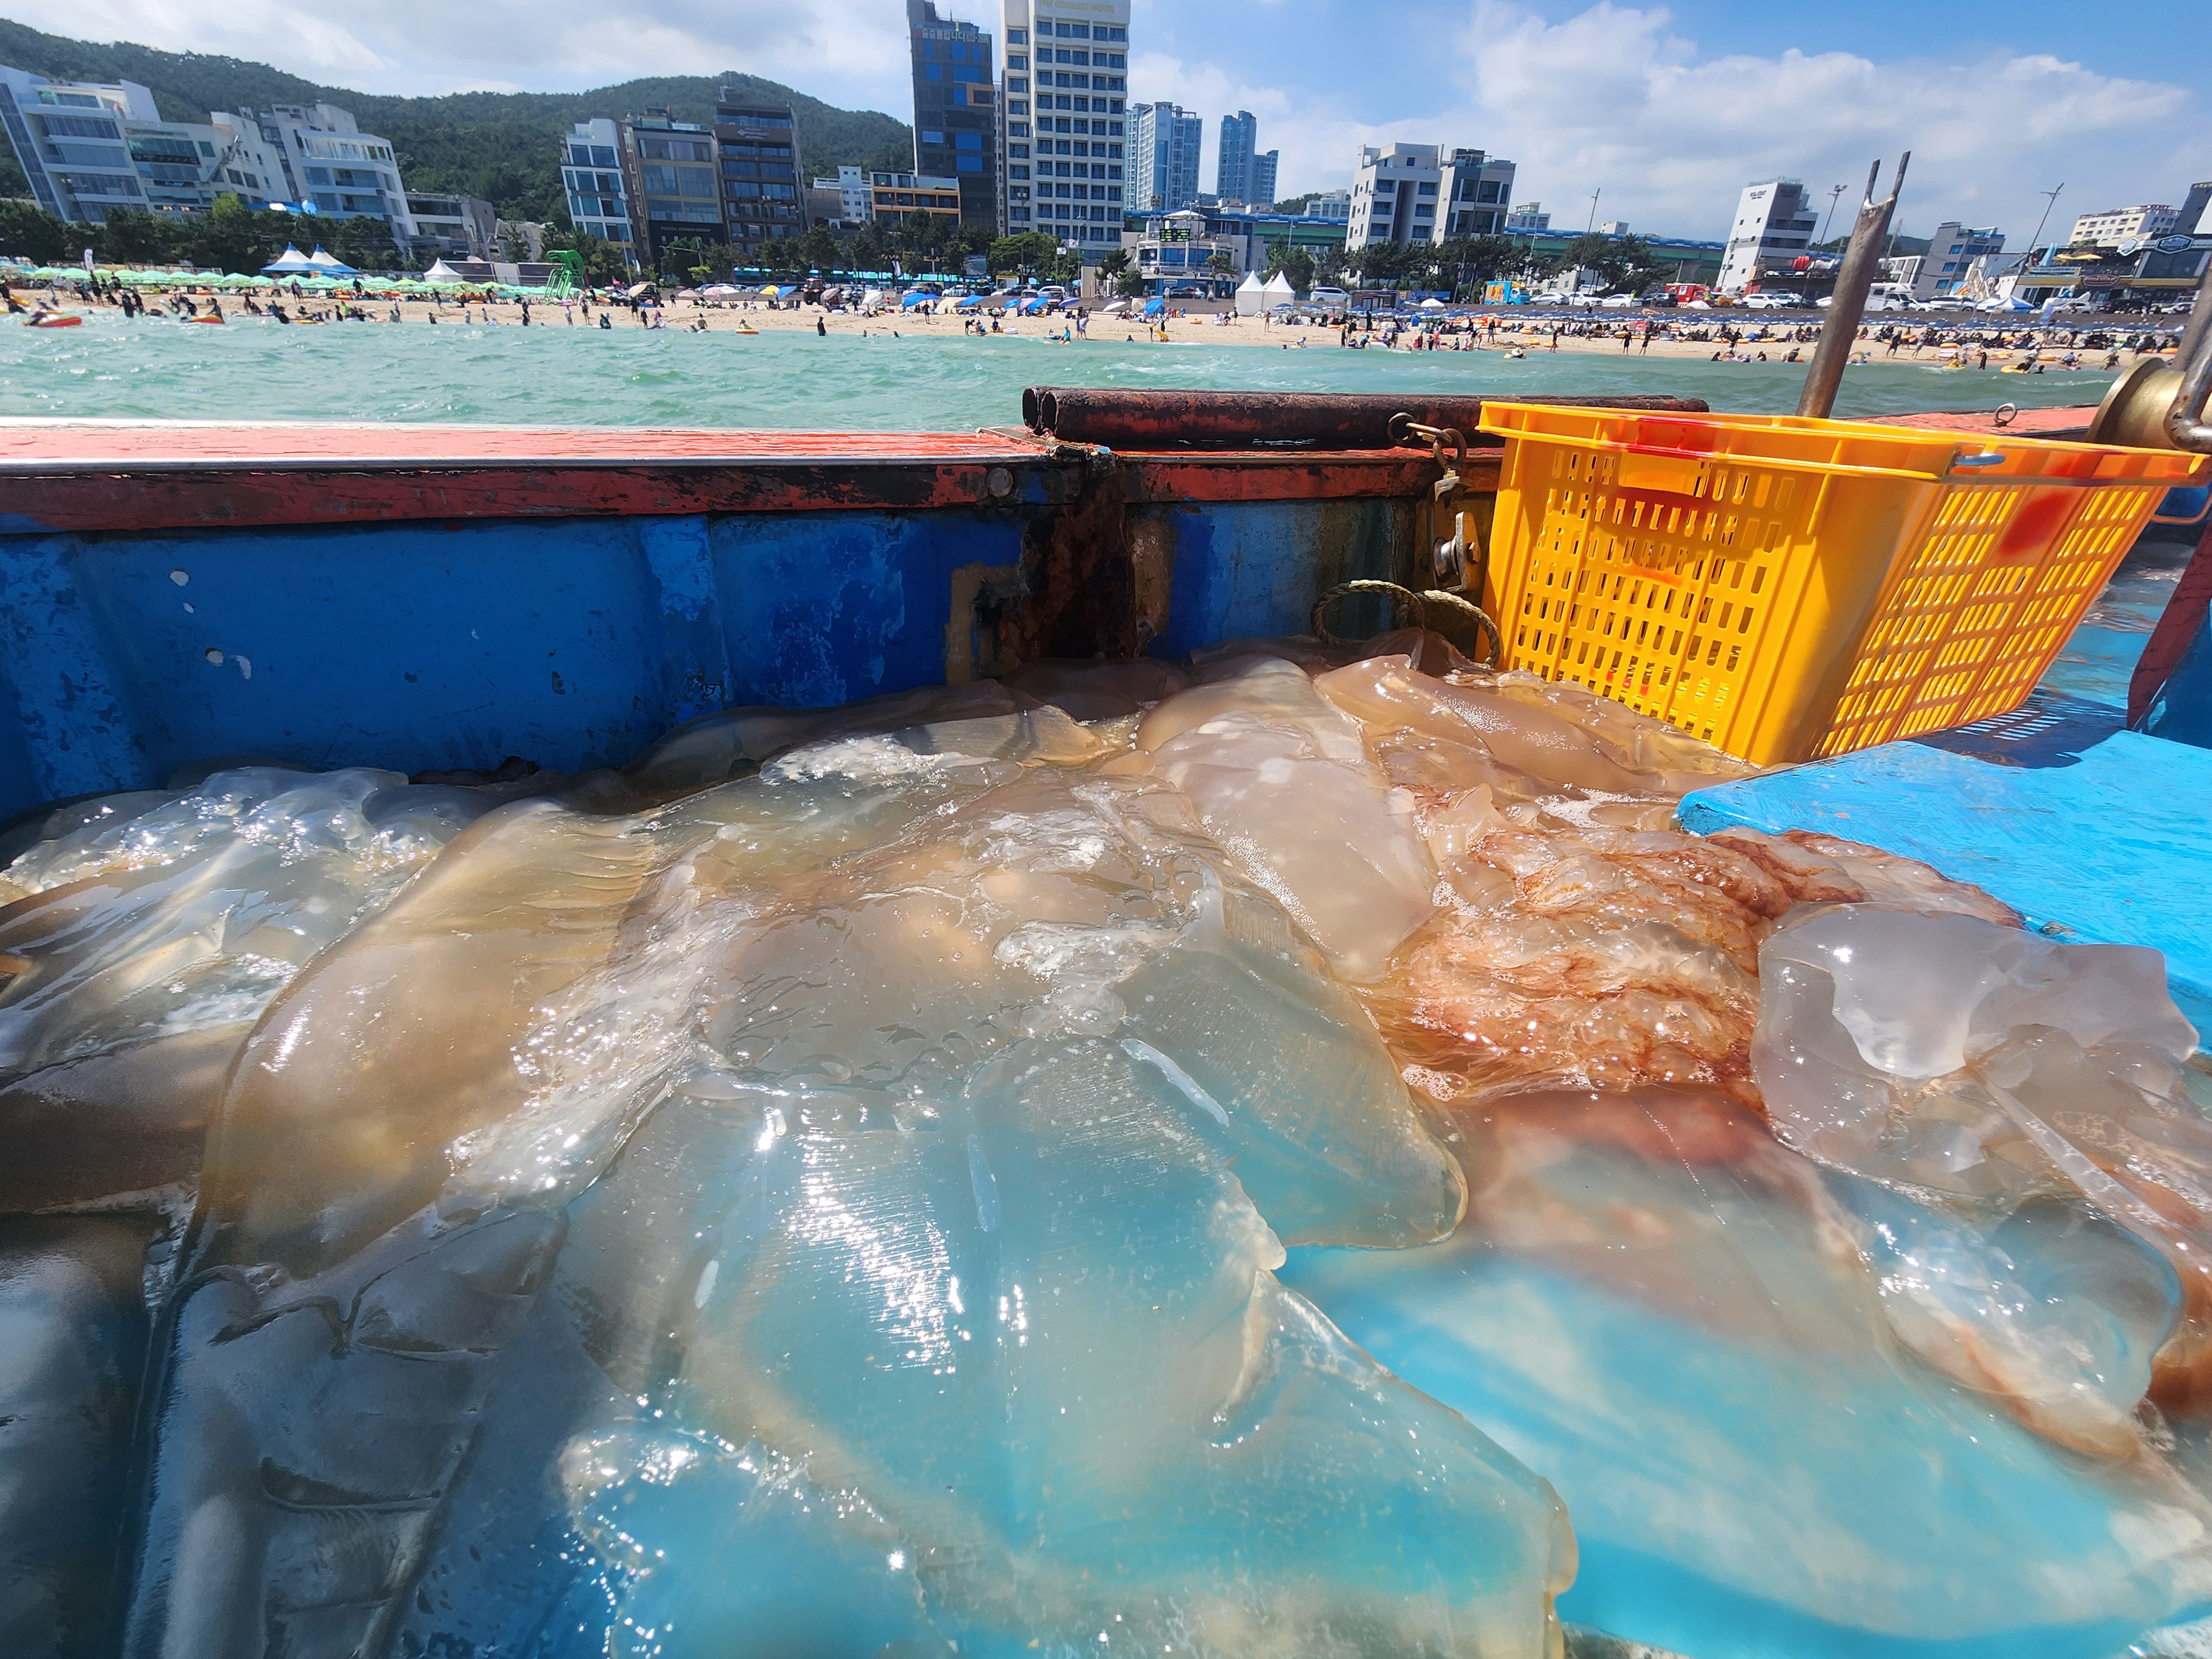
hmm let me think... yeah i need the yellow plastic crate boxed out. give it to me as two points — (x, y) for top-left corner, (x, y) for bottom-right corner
(1475, 404), (2209, 766)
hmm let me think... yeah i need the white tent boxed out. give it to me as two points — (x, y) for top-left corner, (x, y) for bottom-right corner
(1233, 270), (1267, 316)
(1261, 270), (1296, 305)
(1976, 294), (2034, 313)
(261, 245), (314, 274)
(305, 246), (356, 274)
(421, 258), (469, 283)
(1419, 296), (1447, 309)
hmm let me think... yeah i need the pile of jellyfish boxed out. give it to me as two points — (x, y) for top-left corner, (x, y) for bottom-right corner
(2, 627), (2208, 1659)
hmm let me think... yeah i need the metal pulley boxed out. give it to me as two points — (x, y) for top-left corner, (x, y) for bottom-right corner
(2085, 256), (2212, 453)
(1388, 413), (1485, 596)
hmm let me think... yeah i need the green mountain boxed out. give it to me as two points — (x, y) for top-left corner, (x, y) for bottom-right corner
(0, 18), (915, 221)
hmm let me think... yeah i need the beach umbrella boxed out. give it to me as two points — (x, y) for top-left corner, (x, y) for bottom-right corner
(956, 295), (984, 309)
(1142, 298), (1165, 317)
(1100, 298), (1129, 314)
(900, 291), (934, 309)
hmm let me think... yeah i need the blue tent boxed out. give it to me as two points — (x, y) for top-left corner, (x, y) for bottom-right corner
(900, 290), (935, 309)
(1142, 298), (1165, 317)
(773, 285), (798, 299)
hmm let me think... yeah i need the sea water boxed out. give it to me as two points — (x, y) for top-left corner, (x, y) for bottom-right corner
(0, 313), (2123, 428)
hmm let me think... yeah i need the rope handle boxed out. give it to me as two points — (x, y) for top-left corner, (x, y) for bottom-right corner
(1312, 580), (1502, 669)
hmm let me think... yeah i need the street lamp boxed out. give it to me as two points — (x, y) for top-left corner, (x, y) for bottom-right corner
(1586, 189), (1602, 234)
(2025, 183), (2065, 264)
(1819, 184), (1845, 245)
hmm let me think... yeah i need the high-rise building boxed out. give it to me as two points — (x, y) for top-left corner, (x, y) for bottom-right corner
(1347, 143), (1514, 250)
(909, 0), (998, 226)
(1130, 103), (1202, 214)
(1217, 111), (1253, 203)
(1717, 178), (1816, 292)
(1213, 111), (1277, 209)
(561, 119), (633, 257)
(995, 0), (1131, 254)
(1248, 149), (1278, 210)
(712, 87), (805, 263)
(620, 109), (724, 270)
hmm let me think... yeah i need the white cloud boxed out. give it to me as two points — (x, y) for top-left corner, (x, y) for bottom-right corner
(15, 0), (2208, 250)
(11, 0), (917, 111)
(1140, 1), (2208, 245)
(1451, 2), (2205, 242)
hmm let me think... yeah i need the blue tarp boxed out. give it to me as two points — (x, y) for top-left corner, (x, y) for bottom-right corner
(900, 292), (935, 309)
(1679, 731), (2212, 1031)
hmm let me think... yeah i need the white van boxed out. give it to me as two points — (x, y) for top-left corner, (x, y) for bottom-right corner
(1308, 286), (1351, 310)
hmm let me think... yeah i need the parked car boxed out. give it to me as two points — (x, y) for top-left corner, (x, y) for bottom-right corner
(1308, 286), (1351, 309)
(1598, 294), (1636, 309)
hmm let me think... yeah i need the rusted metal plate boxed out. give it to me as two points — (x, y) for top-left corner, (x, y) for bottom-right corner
(1117, 451), (1492, 504)
(0, 422), (1050, 469)
(6, 463), (1077, 534)
(0, 423), (1077, 533)
(1023, 388), (1711, 449)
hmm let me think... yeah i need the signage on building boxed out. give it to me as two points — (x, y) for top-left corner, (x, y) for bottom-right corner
(2155, 234), (2198, 253)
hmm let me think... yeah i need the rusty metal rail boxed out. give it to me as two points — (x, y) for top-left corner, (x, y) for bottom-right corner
(1021, 389), (1711, 450)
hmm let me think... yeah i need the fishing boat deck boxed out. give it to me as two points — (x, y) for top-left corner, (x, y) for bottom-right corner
(0, 418), (1447, 532)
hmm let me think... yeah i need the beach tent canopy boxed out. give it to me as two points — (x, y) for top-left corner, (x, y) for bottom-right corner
(1143, 297), (1165, 317)
(900, 290), (935, 309)
(1977, 294), (2034, 313)
(1261, 271), (1296, 300)
(1419, 297), (1446, 309)
(304, 247), (358, 276)
(955, 294), (984, 309)
(421, 258), (470, 283)
(700, 284), (744, 298)
(261, 245), (316, 274)
(1233, 270), (1267, 316)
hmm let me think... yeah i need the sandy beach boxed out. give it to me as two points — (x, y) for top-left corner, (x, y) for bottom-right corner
(20, 281), (2175, 367)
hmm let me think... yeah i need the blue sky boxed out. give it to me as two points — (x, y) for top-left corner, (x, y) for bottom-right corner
(19, 0), (2211, 244)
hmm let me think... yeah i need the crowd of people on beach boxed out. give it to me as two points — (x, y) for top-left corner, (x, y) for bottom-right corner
(4, 264), (2182, 370)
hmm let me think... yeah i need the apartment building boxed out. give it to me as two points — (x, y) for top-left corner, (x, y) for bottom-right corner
(996, 0), (1131, 253)
(2069, 203), (2180, 248)
(217, 103), (414, 242)
(620, 110), (724, 268)
(1129, 103), (1200, 214)
(713, 89), (805, 262)
(560, 118), (632, 254)
(1347, 143), (1515, 250)
(1, 67), (288, 225)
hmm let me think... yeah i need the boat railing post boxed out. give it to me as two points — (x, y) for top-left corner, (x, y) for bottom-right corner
(1795, 155), (1910, 421)
(2163, 257), (2212, 453)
